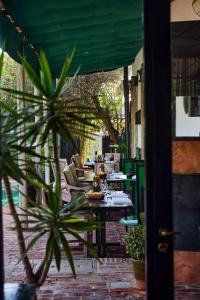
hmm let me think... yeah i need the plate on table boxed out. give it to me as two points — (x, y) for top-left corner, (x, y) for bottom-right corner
(111, 191), (128, 198)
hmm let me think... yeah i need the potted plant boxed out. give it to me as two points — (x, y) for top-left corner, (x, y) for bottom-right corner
(0, 47), (99, 290)
(117, 143), (127, 159)
(123, 224), (145, 289)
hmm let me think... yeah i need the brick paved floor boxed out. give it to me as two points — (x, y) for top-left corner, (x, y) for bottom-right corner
(3, 206), (200, 300)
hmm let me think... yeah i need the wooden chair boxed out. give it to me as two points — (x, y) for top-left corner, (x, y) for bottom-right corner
(71, 154), (85, 177)
(64, 165), (94, 256)
(51, 158), (68, 190)
(95, 162), (119, 174)
(63, 166), (90, 197)
(68, 162), (92, 189)
(105, 152), (120, 162)
(51, 158), (68, 180)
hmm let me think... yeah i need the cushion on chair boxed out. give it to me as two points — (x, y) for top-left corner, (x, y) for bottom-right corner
(63, 166), (76, 186)
(69, 162), (78, 183)
(72, 154), (81, 168)
(72, 154), (84, 177)
(59, 159), (68, 175)
(51, 159), (67, 181)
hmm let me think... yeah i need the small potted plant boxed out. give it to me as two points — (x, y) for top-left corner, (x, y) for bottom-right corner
(123, 224), (145, 289)
(116, 143), (127, 160)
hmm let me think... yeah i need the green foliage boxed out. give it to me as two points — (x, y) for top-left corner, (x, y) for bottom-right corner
(0, 44), (5, 78)
(0, 52), (33, 106)
(123, 225), (145, 260)
(117, 143), (127, 154)
(65, 69), (123, 133)
(98, 80), (124, 132)
(15, 189), (100, 277)
(0, 47), (100, 285)
(0, 99), (39, 183)
(1, 50), (97, 149)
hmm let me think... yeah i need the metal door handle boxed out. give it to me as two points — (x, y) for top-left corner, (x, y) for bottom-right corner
(159, 228), (181, 237)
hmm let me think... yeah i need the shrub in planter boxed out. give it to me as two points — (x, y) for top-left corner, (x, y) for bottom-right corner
(123, 224), (145, 288)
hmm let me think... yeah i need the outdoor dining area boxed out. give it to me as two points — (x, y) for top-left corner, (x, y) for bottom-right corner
(0, 1), (147, 294)
(53, 153), (144, 258)
(3, 151), (146, 299)
(1, 1), (200, 299)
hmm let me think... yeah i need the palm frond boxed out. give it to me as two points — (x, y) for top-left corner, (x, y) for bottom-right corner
(55, 48), (76, 98)
(0, 42), (5, 78)
(39, 51), (53, 98)
(19, 54), (47, 97)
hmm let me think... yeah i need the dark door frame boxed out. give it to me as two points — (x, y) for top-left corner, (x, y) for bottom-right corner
(143, 1), (174, 300)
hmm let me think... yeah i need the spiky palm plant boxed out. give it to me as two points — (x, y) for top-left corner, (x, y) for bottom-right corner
(0, 48), (99, 286)
(15, 190), (99, 286)
(2, 49), (97, 193)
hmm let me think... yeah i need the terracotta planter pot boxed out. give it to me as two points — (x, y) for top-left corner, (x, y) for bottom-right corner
(132, 259), (146, 289)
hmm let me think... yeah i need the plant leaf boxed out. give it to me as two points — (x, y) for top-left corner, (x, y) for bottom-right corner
(17, 230), (47, 264)
(0, 41), (5, 78)
(39, 51), (53, 97)
(55, 48), (76, 98)
(59, 231), (76, 278)
(19, 54), (47, 97)
(53, 232), (61, 271)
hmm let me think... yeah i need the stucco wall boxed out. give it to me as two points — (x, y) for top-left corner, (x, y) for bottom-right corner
(171, 0), (199, 22)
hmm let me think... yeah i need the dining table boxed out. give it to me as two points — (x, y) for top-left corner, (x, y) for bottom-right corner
(106, 172), (127, 190)
(82, 192), (132, 257)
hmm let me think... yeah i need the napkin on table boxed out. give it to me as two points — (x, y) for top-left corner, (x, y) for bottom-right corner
(111, 191), (129, 198)
(110, 198), (132, 205)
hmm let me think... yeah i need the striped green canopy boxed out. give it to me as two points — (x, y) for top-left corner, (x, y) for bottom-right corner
(0, 0), (143, 77)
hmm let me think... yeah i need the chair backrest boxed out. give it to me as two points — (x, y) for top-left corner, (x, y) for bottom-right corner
(51, 158), (68, 180)
(114, 153), (120, 162)
(104, 153), (112, 161)
(63, 166), (86, 198)
(105, 163), (115, 173)
(135, 161), (145, 224)
(68, 162), (78, 183)
(72, 154), (82, 168)
(95, 162), (119, 174)
(71, 154), (85, 177)
(59, 158), (68, 172)
(63, 166), (76, 188)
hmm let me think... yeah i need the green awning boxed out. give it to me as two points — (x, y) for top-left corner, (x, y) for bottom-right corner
(0, 0), (143, 77)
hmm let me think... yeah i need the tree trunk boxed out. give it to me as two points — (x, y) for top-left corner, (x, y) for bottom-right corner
(35, 248), (53, 287)
(92, 95), (118, 144)
(17, 65), (27, 207)
(3, 176), (35, 283)
(52, 128), (61, 203)
(80, 136), (86, 164)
